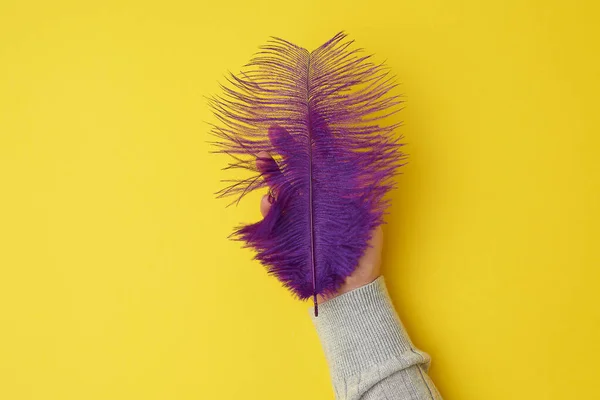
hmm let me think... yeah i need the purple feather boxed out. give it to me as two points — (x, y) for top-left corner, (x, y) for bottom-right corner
(209, 32), (404, 315)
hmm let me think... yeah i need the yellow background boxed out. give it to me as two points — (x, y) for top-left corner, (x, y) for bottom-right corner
(1, 1), (599, 399)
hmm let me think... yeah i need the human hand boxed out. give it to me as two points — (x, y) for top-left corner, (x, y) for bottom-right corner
(256, 153), (383, 304)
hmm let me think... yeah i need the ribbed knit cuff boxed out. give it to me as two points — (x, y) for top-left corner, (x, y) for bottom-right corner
(310, 276), (415, 379)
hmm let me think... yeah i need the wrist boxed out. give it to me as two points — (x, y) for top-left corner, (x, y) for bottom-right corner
(318, 273), (381, 304)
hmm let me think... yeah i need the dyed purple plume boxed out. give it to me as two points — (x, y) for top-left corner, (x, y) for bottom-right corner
(209, 32), (404, 315)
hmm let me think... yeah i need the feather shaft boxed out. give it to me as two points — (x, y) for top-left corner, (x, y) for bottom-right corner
(304, 52), (319, 316)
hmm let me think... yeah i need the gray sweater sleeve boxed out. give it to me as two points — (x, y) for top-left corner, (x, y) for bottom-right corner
(311, 277), (442, 400)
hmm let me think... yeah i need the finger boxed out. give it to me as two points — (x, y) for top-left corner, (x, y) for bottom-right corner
(256, 152), (277, 217)
(260, 194), (273, 217)
(255, 151), (283, 196)
(255, 151), (273, 173)
(268, 125), (297, 156)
